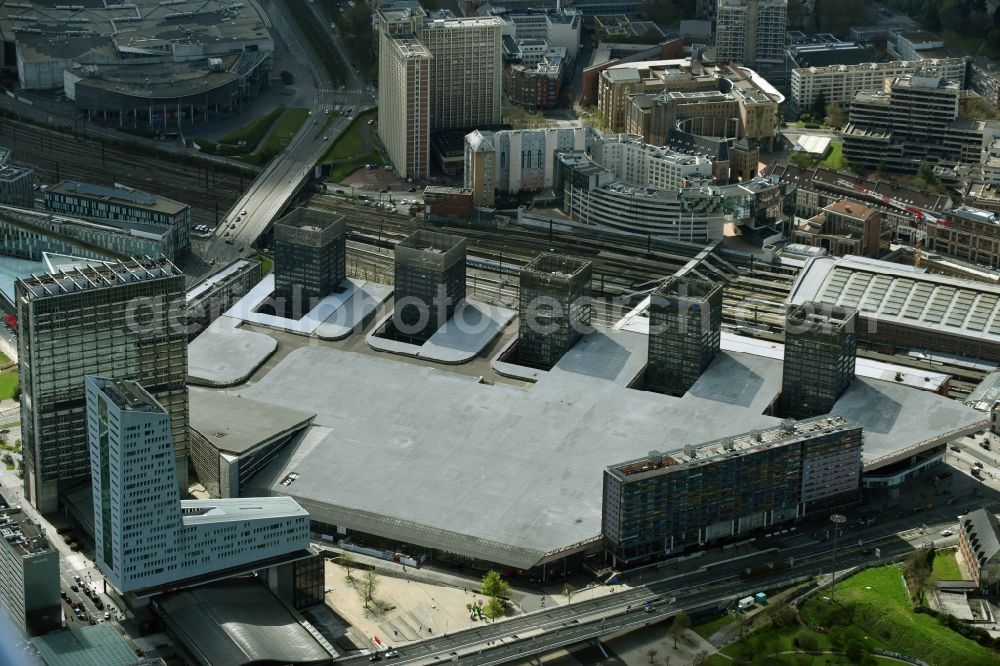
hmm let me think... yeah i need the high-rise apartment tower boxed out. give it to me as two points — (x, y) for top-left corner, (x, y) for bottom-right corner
(376, 2), (503, 178)
(715, 0), (788, 70)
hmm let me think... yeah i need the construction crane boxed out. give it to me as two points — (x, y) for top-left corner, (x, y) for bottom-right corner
(834, 179), (947, 267)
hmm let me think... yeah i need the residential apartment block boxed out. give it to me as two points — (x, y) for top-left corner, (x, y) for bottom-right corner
(593, 133), (713, 189)
(0, 507), (60, 635)
(715, 0), (787, 70)
(790, 57), (967, 113)
(377, 2), (503, 178)
(17, 258), (188, 513)
(842, 74), (1000, 174)
(765, 163), (953, 246)
(602, 415), (863, 566)
(598, 59), (781, 151)
(86, 376), (310, 594)
(556, 152), (784, 241)
(464, 126), (590, 206)
(925, 205), (1000, 269)
(503, 49), (564, 110)
(958, 508), (1000, 595)
(791, 198), (889, 258)
(45, 180), (191, 256)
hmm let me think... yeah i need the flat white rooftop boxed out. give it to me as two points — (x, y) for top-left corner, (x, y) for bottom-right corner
(228, 323), (982, 569)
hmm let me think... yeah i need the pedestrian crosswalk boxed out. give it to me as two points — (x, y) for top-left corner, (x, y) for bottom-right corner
(319, 87), (365, 95)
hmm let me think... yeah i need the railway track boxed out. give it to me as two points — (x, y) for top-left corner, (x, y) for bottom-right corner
(0, 118), (248, 228)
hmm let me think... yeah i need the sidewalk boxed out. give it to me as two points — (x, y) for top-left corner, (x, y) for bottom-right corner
(313, 542), (619, 614)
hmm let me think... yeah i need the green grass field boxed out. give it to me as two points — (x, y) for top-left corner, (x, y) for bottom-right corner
(259, 107), (310, 155)
(257, 255), (273, 275)
(801, 565), (995, 666)
(703, 624), (904, 666)
(323, 109), (380, 183)
(218, 106), (285, 150)
(0, 352), (10, 367)
(820, 142), (845, 170)
(0, 373), (18, 400)
(323, 110), (376, 161)
(932, 549), (964, 581)
(692, 614), (732, 640)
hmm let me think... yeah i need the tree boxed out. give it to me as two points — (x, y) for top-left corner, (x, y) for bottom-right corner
(787, 0), (805, 27)
(581, 106), (609, 132)
(796, 629), (819, 652)
(917, 162), (938, 187)
(844, 639), (866, 663)
(1, 452), (12, 468)
(484, 595), (506, 620)
(668, 610), (690, 648)
(562, 582), (576, 603)
(481, 570), (509, 599)
(938, 0), (965, 31)
(340, 551), (355, 580)
(826, 101), (846, 128)
(356, 569), (378, 609)
(641, 0), (681, 25)
(645, 647), (659, 664)
(279, 70), (294, 85)
(692, 651), (708, 666)
(994, 4), (1000, 27)
(812, 91), (828, 121)
(923, 1), (943, 31)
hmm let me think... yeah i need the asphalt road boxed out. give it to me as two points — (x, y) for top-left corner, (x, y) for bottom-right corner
(340, 498), (990, 666)
(197, 0), (375, 273)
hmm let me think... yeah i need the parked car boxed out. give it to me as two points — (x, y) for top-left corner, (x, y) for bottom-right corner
(941, 529), (954, 536)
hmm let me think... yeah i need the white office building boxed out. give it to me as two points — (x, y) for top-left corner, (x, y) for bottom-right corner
(594, 134), (714, 190)
(86, 376), (310, 595)
(495, 6), (582, 59)
(464, 126), (591, 205)
(790, 57), (967, 112)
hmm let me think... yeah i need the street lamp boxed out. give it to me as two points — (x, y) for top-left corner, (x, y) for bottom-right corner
(830, 513), (847, 599)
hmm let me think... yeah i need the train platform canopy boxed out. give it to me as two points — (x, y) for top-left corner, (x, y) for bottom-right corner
(787, 255), (1000, 355)
(153, 579), (335, 665)
(226, 321), (984, 570)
